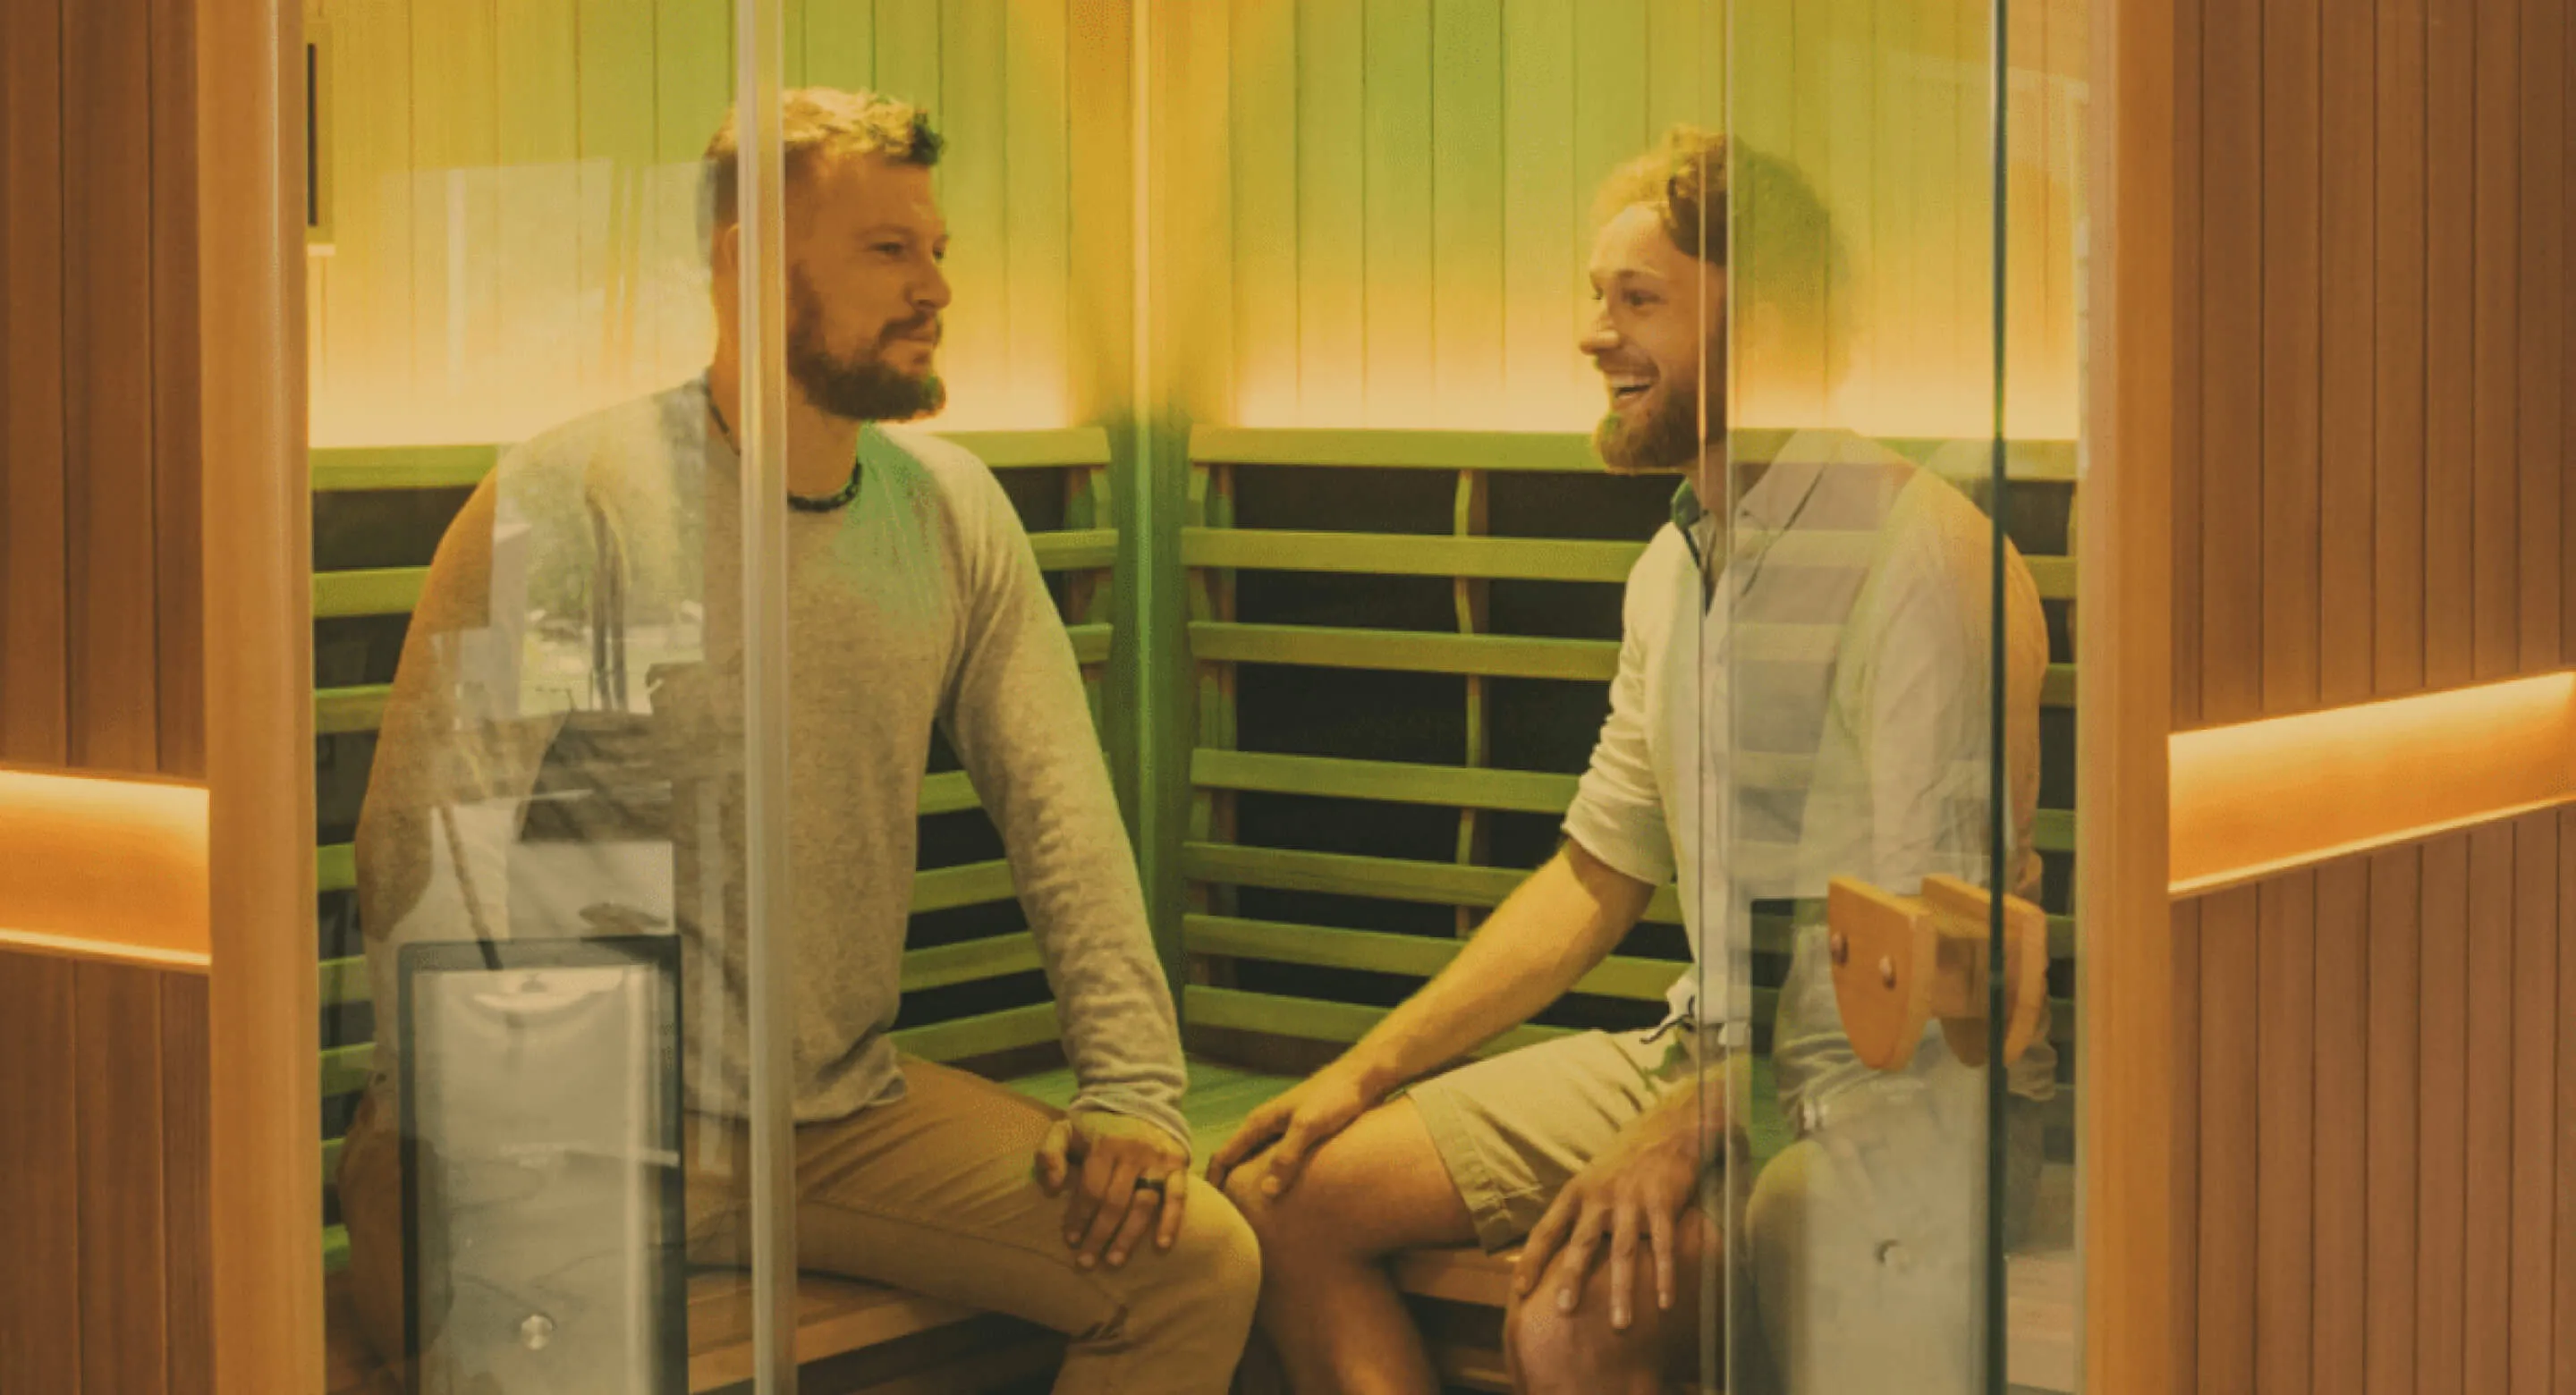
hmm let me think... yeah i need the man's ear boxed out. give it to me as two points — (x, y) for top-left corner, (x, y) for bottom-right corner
(711, 221), (742, 284)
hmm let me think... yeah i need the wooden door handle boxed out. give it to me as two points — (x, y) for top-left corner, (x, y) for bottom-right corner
(1824, 874), (2048, 1071)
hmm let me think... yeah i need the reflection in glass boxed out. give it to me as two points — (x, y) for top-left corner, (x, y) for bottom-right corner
(311, 4), (775, 1388)
(1709, 1), (2087, 1391)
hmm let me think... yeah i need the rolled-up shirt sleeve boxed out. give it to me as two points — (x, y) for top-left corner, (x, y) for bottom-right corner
(1561, 564), (1676, 886)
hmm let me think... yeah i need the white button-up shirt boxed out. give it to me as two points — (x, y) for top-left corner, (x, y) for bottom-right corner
(1559, 430), (2056, 1129)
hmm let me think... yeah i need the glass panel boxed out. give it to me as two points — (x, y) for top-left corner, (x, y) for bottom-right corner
(1710, 0), (2068, 1390)
(308, 1), (788, 1388)
(2000, 2), (2088, 1389)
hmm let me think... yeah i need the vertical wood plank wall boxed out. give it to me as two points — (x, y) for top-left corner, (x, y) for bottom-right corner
(311, 0), (2085, 443)
(306, 0), (1113, 444)
(1, 0), (205, 778)
(0, 950), (214, 1395)
(0, 0), (215, 1388)
(1158, 0), (2085, 436)
(2171, 0), (2576, 1389)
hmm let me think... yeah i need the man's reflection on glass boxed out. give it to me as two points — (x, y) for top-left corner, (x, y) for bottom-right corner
(1208, 128), (2050, 1395)
(336, 89), (1258, 1394)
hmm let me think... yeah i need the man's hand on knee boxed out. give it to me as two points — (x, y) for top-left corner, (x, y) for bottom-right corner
(1513, 1103), (1704, 1332)
(1038, 1110), (1192, 1269)
(1204, 1058), (1379, 1201)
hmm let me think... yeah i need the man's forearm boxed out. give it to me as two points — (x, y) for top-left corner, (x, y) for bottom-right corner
(1342, 842), (1653, 1097)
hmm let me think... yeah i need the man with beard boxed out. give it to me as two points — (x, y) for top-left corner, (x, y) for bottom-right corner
(1208, 127), (2052, 1394)
(336, 89), (1258, 1394)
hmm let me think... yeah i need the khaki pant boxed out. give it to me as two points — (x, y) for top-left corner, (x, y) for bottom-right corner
(341, 1056), (1261, 1395)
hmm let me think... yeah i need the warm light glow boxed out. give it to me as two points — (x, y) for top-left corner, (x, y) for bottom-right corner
(2169, 672), (2576, 895)
(0, 765), (211, 969)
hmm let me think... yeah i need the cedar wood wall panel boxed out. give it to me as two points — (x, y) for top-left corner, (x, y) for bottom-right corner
(1, 0), (203, 778)
(2177, 0), (2576, 1384)
(0, 0), (214, 1385)
(2182, 822), (2575, 1394)
(2185, 0), (2574, 725)
(0, 951), (213, 1393)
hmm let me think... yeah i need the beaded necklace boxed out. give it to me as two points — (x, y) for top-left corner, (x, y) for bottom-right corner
(708, 397), (863, 513)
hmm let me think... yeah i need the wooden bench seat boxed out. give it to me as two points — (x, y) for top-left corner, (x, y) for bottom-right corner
(321, 1059), (1537, 1393)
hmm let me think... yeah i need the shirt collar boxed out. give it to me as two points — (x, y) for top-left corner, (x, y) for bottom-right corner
(1668, 430), (1844, 563)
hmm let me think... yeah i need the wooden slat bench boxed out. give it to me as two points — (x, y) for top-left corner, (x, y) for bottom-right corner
(309, 431), (1528, 1392)
(1176, 427), (2086, 1391)
(310, 425), (2080, 1392)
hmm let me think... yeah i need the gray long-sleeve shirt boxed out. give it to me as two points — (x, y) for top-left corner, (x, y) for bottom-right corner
(353, 378), (1190, 1146)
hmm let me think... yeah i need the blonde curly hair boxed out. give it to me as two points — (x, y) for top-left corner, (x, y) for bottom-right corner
(1593, 125), (1842, 351)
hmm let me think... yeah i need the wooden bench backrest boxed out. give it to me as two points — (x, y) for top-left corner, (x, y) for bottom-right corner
(1176, 427), (2080, 1148)
(310, 429), (1120, 1269)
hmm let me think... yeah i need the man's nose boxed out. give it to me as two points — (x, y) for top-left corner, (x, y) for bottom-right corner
(1579, 317), (1620, 357)
(917, 266), (953, 312)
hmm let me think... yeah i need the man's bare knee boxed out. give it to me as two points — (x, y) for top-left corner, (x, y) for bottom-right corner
(1221, 1098), (1470, 1265)
(1220, 1135), (1369, 1264)
(1504, 1289), (1668, 1395)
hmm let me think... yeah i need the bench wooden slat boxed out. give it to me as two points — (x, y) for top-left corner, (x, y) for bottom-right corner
(901, 933), (1043, 993)
(1182, 840), (1689, 926)
(1189, 526), (2075, 601)
(919, 769), (979, 816)
(888, 1002), (1060, 1063)
(319, 843), (355, 894)
(1185, 528), (1644, 583)
(2026, 555), (2077, 600)
(1066, 622), (1113, 664)
(1185, 985), (1574, 1058)
(312, 532), (1114, 625)
(321, 955), (369, 1008)
(2035, 808), (2074, 855)
(313, 628), (1110, 738)
(1187, 914), (1681, 1002)
(1193, 748), (1579, 814)
(1193, 749), (2079, 861)
(911, 858), (1017, 914)
(321, 846), (1019, 915)
(1391, 1246), (1521, 1309)
(313, 567), (430, 620)
(1186, 526), (2074, 599)
(683, 1273), (987, 1392)
(1190, 425), (2078, 483)
(1191, 426), (1606, 474)
(316, 775), (997, 902)
(317, 683), (394, 735)
(1026, 528), (1120, 571)
(310, 444), (499, 493)
(1191, 621), (1618, 683)
(320, 929), (1045, 1015)
(936, 426), (1114, 469)
(323, 1043), (373, 1098)
(308, 430), (1113, 497)
(1196, 621), (2080, 707)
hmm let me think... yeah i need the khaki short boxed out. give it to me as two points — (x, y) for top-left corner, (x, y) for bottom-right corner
(1405, 1026), (1727, 1253)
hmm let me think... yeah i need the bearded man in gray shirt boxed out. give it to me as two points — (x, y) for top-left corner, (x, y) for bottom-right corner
(335, 89), (1258, 1395)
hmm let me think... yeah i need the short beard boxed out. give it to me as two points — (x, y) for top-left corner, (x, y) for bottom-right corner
(1593, 374), (1715, 477)
(786, 271), (948, 422)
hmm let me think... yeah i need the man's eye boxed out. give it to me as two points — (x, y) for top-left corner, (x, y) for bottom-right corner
(875, 242), (907, 256)
(1625, 292), (1657, 309)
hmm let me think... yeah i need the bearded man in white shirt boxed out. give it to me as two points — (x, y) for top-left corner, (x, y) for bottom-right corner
(1208, 127), (2054, 1395)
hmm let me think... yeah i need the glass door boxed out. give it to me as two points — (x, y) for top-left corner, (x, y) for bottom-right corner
(1710, 0), (2084, 1389)
(305, 1), (795, 1387)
